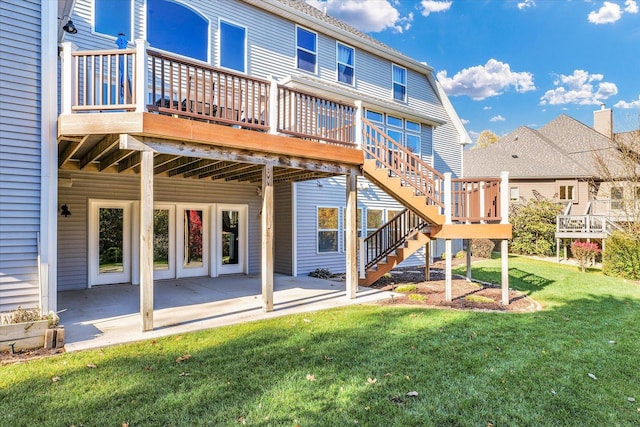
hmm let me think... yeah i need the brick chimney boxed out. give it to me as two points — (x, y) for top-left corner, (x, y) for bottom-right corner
(593, 105), (613, 139)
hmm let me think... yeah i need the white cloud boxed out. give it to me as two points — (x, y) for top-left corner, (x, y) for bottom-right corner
(625, 0), (639, 13)
(518, 0), (536, 10)
(305, 0), (411, 33)
(588, 1), (622, 24)
(614, 95), (640, 108)
(461, 118), (470, 125)
(490, 115), (506, 122)
(420, 0), (452, 16)
(483, 106), (493, 110)
(436, 59), (536, 100)
(539, 70), (618, 105)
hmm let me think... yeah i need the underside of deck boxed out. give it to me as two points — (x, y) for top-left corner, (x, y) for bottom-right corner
(58, 112), (363, 183)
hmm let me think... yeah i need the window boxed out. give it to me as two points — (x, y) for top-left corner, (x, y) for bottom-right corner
(366, 209), (384, 236)
(317, 207), (338, 252)
(147, 0), (208, 62)
(387, 115), (403, 129)
(559, 185), (575, 202)
(387, 210), (403, 221)
(611, 186), (624, 210)
(95, 0), (131, 39)
(219, 20), (246, 72)
(365, 110), (384, 123)
(296, 27), (317, 73)
(406, 134), (420, 154)
(337, 43), (354, 85)
(510, 187), (520, 201)
(392, 64), (407, 102)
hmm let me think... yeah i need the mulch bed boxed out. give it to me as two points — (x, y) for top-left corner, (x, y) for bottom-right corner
(365, 258), (541, 313)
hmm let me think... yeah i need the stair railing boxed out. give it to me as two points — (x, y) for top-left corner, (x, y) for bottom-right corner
(361, 117), (444, 208)
(362, 208), (428, 271)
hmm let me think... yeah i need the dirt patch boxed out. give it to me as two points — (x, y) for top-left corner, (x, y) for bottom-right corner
(366, 259), (541, 313)
(0, 347), (65, 365)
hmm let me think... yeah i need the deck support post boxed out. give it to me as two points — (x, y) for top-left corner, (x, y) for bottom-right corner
(354, 100), (363, 149)
(424, 240), (430, 282)
(444, 173), (452, 301)
(500, 171), (510, 305)
(346, 173), (358, 299)
(268, 76), (279, 135)
(466, 239), (472, 282)
(139, 149), (154, 331)
(445, 239), (452, 302)
(556, 238), (560, 262)
(262, 164), (274, 312)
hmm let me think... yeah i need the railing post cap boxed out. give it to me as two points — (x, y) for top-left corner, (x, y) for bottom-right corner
(61, 41), (77, 50)
(135, 38), (149, 47)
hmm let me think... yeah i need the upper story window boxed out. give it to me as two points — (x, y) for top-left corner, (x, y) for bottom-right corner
(219, 20), (246, 72)
(392, 64), (407, 102)
(296, 26), (317, 73)
(147, 0), (208, 62)
(94, 0), (131, 40)
(558, 183), (577, 203)
(611, 186), (624, 210)
(337, 42), (354, 85)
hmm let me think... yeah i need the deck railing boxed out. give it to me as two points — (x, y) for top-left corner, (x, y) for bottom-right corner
(362, 117), (444, 207)
(277, 86), (356, 146)
(146, 50), (269, 131)
(362, 209), (427, 271)
(452, 178), (502, 222)
(557, 215), (623, 235)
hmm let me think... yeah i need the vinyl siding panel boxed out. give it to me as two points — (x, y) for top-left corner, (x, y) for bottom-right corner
(274, 183), (293, 275)
(57, 171), (263, 291)
(294, 177), (428, 276)
(0, 0), (42, 312)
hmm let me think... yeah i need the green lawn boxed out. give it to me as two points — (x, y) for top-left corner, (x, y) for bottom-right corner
(2, 255), (640, 426)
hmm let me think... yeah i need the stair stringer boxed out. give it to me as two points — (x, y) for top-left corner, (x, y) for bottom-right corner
(359, 232), (431, 287)
(362, 159), (444, 226)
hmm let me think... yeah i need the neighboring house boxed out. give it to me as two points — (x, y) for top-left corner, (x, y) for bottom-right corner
(464, 108), (638, 253)
(0, 0), (511, 329)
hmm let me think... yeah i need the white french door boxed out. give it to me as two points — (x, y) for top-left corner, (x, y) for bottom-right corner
(153, 205), (176, 280)
(88, 200), (133, 287)
(216, 204), (247, 275)
(176, 205), (210, 278)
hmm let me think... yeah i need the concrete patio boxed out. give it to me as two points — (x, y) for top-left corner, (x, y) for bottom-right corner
(57, 274), (394, 352)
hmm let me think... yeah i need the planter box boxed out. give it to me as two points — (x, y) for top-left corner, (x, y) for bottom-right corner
(0, 320), (49, 352)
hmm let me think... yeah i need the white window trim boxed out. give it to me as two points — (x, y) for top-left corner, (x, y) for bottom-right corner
(341, 207), (363, 253)
(392, 64), (407, 103)
(295, 25), (318, 74)
(510, 187), (520, 201)
(336, 41), (355, 86)
(317, 206), (339, 254)
(218, 18), (248, 74)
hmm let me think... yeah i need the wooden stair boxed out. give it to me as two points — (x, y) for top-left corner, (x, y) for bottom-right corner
(363, 159), (444, 226)
(359, 232), (430, 286)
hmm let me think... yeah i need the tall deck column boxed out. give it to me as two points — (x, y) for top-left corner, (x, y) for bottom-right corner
(139, 149), (154, 331)
(262, 164), (274, 311)
(500, 171), (510, 305)
(444, 172), (453, 302)
(345, 173), (358, 299)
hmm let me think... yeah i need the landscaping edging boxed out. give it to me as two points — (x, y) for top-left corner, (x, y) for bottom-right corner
(0, 319), (49, 352)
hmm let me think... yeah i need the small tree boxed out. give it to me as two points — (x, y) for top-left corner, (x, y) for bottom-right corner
(570, 240), (601, 272)
(510, 195), (563, 256)
(474, 130), (500, 149)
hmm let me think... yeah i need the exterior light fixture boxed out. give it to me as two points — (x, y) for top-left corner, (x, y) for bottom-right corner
(63, 19), (77, 34)
(60, 204), (72, 217)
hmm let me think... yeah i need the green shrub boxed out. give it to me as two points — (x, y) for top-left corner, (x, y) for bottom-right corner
(455, 250), (467, 259)
(395, 284), (417, 293)
(408, 293), (426, 301)
(510, 197), (563, 256)
(465, 295), (494, 304)
(471, 239), (495, 258)
(440, 252), (446, 260)
(603, 231), (640, 280)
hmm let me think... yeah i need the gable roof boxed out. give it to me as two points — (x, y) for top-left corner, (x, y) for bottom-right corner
(464, 113), (627, 180)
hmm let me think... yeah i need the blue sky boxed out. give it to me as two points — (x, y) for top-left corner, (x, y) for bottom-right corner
(306, 0), (640, 142)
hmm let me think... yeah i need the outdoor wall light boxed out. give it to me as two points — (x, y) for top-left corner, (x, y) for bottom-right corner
(60, 204), (72, 217)
(63, 19), (77, 34)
